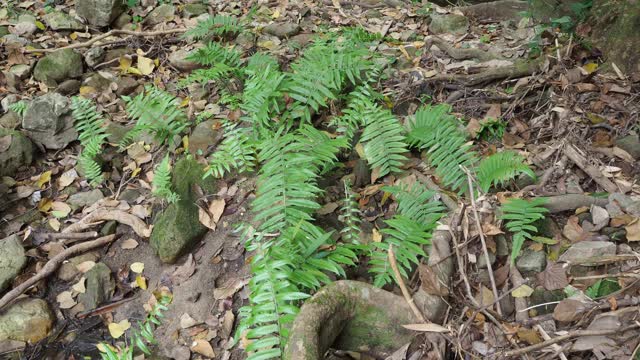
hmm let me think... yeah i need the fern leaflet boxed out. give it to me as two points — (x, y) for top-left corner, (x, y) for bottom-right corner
(185, 15), (242, 40)
(498, 197), (549, 262)
(339, 180), (362, 244)
(477, 151), (536, 192)
(152, 155), (180, 203)
(204, 121), (256, 179)
(71, 97), (109, 186)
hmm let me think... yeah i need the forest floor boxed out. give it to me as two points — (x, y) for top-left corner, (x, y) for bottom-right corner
(1, 0), (639, 359)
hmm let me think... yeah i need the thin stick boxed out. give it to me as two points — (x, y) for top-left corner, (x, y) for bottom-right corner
(533, 324), (568, 360)
(503, 324), (640, 357)
(33, 231), (98, 242)
(564, 144), (618, 193)
(462, 167), (502, 317)
(388, 245), (427, 323)
(0, 235), (117, 310)
(24, 28), (187, 53)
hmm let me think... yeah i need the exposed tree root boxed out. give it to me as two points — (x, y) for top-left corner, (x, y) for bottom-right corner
(543, 194), (609, 213)
(62, 209), (152, 238)
(0, 235), (117, 310)
(422, 59), (540, 86)
(425, 36), (501, 61)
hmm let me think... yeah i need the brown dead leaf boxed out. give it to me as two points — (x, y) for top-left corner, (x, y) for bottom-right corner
(317, 202), (339, 215)
(214, 278), (248, 300)
(466, 118), (482, 138)
(537, 262), (569, 291)
(562, 216), (590, 242)
(180, 313), (200, 329)
(56, 291), (76, 309)
(221, 310), (235, 339)
(517, 328), (542, 345)
(553, 298), (590, 322)
(485, 104), (501, 120)
(483, 223), (504, 236)
(625, 218), (640, 241)
(418, 263), (449, 296)
(76, 261), (96, 273)
(120, 238), (139, 250)
(208, 199), (225, 224)
(171, 254), (196, 284)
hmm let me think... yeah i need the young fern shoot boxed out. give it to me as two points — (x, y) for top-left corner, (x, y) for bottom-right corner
(339, 180), (362, 245)
(498, 197), (549, 262)
(152, 155), (180, 204)
(71, 97), (109, 187)
(477, 151), (536, 192)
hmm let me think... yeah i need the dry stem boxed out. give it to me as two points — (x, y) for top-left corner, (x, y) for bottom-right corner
(389, 245), (427, 323)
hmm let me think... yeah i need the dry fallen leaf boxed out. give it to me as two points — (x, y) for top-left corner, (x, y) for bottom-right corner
(108, 319), (131, 339)
(214, 279), (249, 300)
(48, 218), (61, 231)
(512, 284), (534, 298)
(56, 291), (76, 309)
(57, 169), (78, 189)
(171, 254), (196, 283)
(120, 238), (139, 250)
(76, 261), (96, 273)
(135, 275), (147, 290)
(372, 228), (383, 242)
(72, 277), (86, 294)
(50, 201), (72, 218)
(625, 218), (640, 241)
(402, 323), (449, 333)
(537, 262), (569, 291)
(130, 262), (145, 274)
(137, 55), (155, 76)
(191, 339), (215, 358)
(208, 199), (225, 224)
(180, 313), (199, 329)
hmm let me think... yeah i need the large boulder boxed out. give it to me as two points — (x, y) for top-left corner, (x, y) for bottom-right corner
(150, 157), (215, 263)
(33, 49), (83, 85)
(43, 11), (84, 31)
(429, 14), (469, 35)
(76, 0), (126, 27)
(22, 93), (78, 150)
(0, 298), (54, 343)
(0, 128), (35, 176)
(0, 235), (27, 293)
(145, 4), (176, 26)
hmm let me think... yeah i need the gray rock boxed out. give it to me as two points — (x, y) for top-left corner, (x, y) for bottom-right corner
(115, 76), (139, 96)
(235, 32), (256, 49)
(150, 158), (215, 263)
(0, 111), (22, 130)
(516, 249), (547, 276)
(477, 251), (496, 269)
(608, 193), (640, 217)
(57, 252), (100, 281)
(616, 135), (640, 160)
(12, 22), (37, 36)
(145, 4), (175, 26)
(429, 14), (469, 35)
(112, 13), (132, 30)
(22, 93), (78, 150)
(528, 289), (565, 315)
(1, 95), (20, 113)
(84, 47), (106, 69)
(1, 34), (28, 46)
(0, 235), (27, 292)
(0, 298), (54, 343)
(9, 64), (32, 80)
(100, 220), (118, 236)
(0, 128), (35, 177)
(55, 79), (82, 96)
(400, 30), (417, 42)
(559, 241), (616, 265)
(189, 120), (218, 155)
(17, 14), (37, 24)
(263, 22), (301, 38)
(78, 262), (114, 310)
(0, 26), (8, 37)
(76, 0), (125, 27)
(168, 49), (201, 72)
(33, 49), (83, 85)
(43, 11), (85, 31)
(183, 3), (208, 18)
(289, 33), (314, 48)
(68, 189), (104, 211)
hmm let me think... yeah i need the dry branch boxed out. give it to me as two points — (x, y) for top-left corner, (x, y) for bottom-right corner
(389, 245), (427, 323)
(564, 144), (618, 193)
(543, 194), (609, 213)
(0, 235), (117, 310)
(24, 28), (187, 53)
(63, 209), (151, 238)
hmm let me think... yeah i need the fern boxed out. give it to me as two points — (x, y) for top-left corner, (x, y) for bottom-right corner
(120, 86), (187, 148)
(204, 121), (257, 179)
(241, 63), (285, 130)
(477, 151), (536, 192)
(339, 180), (362, 244)
(498, 197), (549, 262)
(369, 183), (445, 287)
(180, 63), (237, 87)
(187, 42), (241, 67)
(152, 155), (180, 203)
(184, 15), (242, 40)
(407, 104), (478, 194)
(8, 100), (27, 116)
(71, 97), (109, 186)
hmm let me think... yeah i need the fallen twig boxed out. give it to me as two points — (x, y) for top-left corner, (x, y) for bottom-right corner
(501, 324), (640, 358)
(543, 194), (609, 213)
(63, 209), (151, 238)
(389, 245), (427, 323)
(24, 28), (187, 54)
(0, 235), (117, 310)
(463, 167), (502, 317)
(564, 144), (618, 193)
(533, 324), (568, 360)
(31, 231), (98, 245)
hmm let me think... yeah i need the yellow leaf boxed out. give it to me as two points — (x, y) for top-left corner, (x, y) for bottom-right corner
(272, 9), (280, 18)
(127, 67), (142, 76)
(372, 228), (382, 242)
(108, 319), (131, 339)
(48, 218), (60, 231)
(137, 55), (155, 76)
(35, 20), (45, 30)
(79, 86), (97, 96)
(182, 135), (189, 150)
(179, 97), (190, 107)
(119, 56), (133, 72)
(36, 171), (52, 188)
(69, 32), (78, 40)
(130, 262), (145, 273)
(131, 167), (141, 178)
(512, 284), (534, 298)
(136, 275), (147, 290)
(38, 198), (53, 212)
(354, 142), (365, 158)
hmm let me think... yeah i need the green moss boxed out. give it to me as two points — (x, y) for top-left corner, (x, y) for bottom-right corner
(172, 156), (216, 200)
(150, 200), (207, 263)
(335, 304), (401, 350)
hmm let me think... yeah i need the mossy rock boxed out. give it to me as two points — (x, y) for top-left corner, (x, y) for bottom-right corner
(0, 128), (34, 177)
(33, 49), (83, 85)
(150, 157), (215, 263)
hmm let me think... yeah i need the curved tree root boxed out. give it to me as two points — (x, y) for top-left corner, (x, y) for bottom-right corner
(425, 35), (501, 61)
(423, 59), (540, 87)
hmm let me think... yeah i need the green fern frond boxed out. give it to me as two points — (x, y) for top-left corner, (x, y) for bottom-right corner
(383, 183), (446, 224)
(121, 86), (187, 148)
(498, 197), (549, 262)
(180, 62), (237, 87)
(241, 64), (285, 129)
(8, 100), (27, 116)
(339, 180), (362, 244)
(184, 15), (242, 40)
(187, 41), (241, 67)
(407, 104), (478, 193)
(71, 97), (109, 186)
(358, 95), (408, 178)
(204, 121), (256, 178)
(152, 155), (180, 203)
(477, 151), (536, 192)
(331, 86), (381, 139)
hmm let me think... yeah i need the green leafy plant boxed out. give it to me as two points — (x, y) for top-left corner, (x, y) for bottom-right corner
(120, 86), (188, 148)
(585, 278), (620, 299)
(184, 15), (242, 40)
(339, 180), (362, 245)
(152, 155), (180, 203)
(476, 117), (507, 141)
(8, 100), (27, 116)
(98, 294), (171, 360)
(477, 151), (536, 192)
(499, 197), (549, 262)
(204, 121), (256, 178)
(71, 97), (109, 186)
(369, 183), (445, 287)
(407, 104), (478, 194)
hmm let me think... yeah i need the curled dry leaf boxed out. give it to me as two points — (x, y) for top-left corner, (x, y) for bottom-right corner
(191, 339), (215, 358)
(130, 262), (145, 274)
(120, 238), (139, 250)
(214, 278), (249, 300)
(76, 260), (96, 273)
(180, 313), (200, 329)
(56, 291), (76, 309)
(402, 323), (449, 333)
(171, 254), (196, 283)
